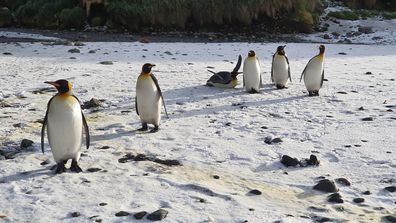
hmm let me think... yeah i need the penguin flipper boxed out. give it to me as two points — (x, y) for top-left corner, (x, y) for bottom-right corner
(135, 96), (139, 115)
(271, 54), (275, 82)
(207, 70), (216, 75)
(320, 69), (324, 87)
(41, 110), (48, 154)
(41, 97), (54, 154)
(151, 74), (169, 118)
(285, 55), (292, 82)
(82, 112), (90, 149)
(72, 95), (90, 149)
(232, 55), (242, 74)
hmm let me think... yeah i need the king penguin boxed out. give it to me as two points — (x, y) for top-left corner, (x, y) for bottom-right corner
(206, 55), (242, 88)
(135, 63), (168, 133)
(41, 79), (90, 174)
(300, 45), (325, 96)
(243, 50), (262, 93)
(271, 45), (291, 89)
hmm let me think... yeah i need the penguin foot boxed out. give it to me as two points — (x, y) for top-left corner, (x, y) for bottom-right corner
(248, 89), (259, 94)
(138, 123), (148, 131)
(313, 91), (320, 96)
(70, 160), (82, 173)
(308, 91), (314, 97)
(55, 162), (67, 174)
(150, 126), (159, 133)
(276, 84), (285, 89)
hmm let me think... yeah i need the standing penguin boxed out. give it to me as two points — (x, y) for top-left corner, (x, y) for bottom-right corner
(243, 50), (262, 93)
(135, 63), (168, 133)
(271, 45), (291, 89)
(300, 45), (325, 96)
(206, 55), (242, 88)
(41, 79), (90, 174)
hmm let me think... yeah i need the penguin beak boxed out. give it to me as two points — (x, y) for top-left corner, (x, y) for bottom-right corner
(150, 64), (156, 68)
(44, 81), (60, 88)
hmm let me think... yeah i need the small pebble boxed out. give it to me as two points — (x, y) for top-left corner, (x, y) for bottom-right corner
(70, 212), (80, 217)
(353, 198), (365, 203)
(248, 189), (262, 195)
(147, 209), (168, 221)
(115, 211), (130, 217)
(134, 211), (147, 219)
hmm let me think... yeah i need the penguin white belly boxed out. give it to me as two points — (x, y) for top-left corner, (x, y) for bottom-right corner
(136, 77), (161, 125)
(47, 96), (83, 163)
(304, 58), (323, 91)
(272, 56), (289, 85)
(243, 59), (261, 92)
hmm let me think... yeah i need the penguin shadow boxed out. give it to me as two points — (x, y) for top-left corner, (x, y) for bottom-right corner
(171, 94), (306, 119)
(0, 166), (53, 183)
(164, 84), (246, 104)
(91, 126), (138, 142)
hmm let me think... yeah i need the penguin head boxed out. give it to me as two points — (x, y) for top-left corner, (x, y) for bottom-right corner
(276, 45), (286, 55)
(142, 63), (156, 74)
(319, 45), (325, 54)
(45, 79), (72, 94)
(248, 50), (256, 58)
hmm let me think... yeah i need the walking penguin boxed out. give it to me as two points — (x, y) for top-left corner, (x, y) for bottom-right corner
(300, 45), (325, 96)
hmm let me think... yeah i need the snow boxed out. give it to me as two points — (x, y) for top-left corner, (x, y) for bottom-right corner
(0, 31), (60, 41)
(0, 39), (395, 223)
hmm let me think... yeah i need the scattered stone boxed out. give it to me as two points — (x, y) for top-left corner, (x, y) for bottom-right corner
(99, 61), (113, 65)
(69, 57), (76, 59)
(361, 117), (373, 121)
(328, 193), (343, 203)
(365, 71), (373, 75)
(213, 175), (220, 179)
(358, 106), (365, 111)
(358, 26), (374, 34)
(384, 215), (396, 223)
(70, 212), (81, 217)
(82, 98), (102, 109)
(115, 211), (130, 217)
(20, 139), (34, 148)
(147, 209), (168, 221)
(353, 198), (365, 203)
(3, 52), (12, 55)
(314, 179), (338, 193)
(271, 138), (283, 143)
(306, 155), (320, 166)
(384, 186), (396, 192)
(281, 155), (300, 167)
(99, 203), (107, 206)
(134, 211), (147, 219)
(248, 189), (262, 195)
(118, 153), (181, 166)
(98, 146), (110, 150)
(363, 190), (371, 195)
(323, 34), (331, 39)
(336, 178), (351, 186)
(74, 41), (85, 46)
(164, 51), (173, 55)
(88, 50), (96, 53)
(68, 48), (80, 53)
(40, 160), (50, 166)
(308, 206), (329, 212)
(87, 168), (102, 172)
(337, 91), (347, 94)
(338, 52), (347, 55)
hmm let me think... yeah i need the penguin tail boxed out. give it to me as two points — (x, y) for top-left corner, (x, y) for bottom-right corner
(232, 55), (242, 73)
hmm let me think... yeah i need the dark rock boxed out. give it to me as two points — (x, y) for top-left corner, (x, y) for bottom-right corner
(70, 212), (81, 217)
(328, 193), (343, 203)
(164, 51), (173, 55)
(40, 160), (50, 166)
(358, 26), (374, 34)
(271, 138), (283, 144)
(115, 211), (130, 217)
(98, 146), (110, 150)
(99, 61), (113, 65)
(213, 175), (220, 179)
(3, 52), (12, 55)
(384, 186), (396, 192)
(264, 136), (272, 144)
(83, 98), (102, 109)
(99, 202), (107, 206)
(358, 106), (365, 111)
(353, 198), (364, 203)
(281, 155), (300, 167)
(68, 48), (80, 53)
(314, 179), (338, 193)
(87, 168), (102, 172)
(88, 50), (96, 53)
(307, 155), (320, 166)
(338, 52), (347, 55)
(134, 211), (147, 219)
(308, 206), (329, 212)
(337, 91), (347, 94)
(95, 219), (102, 223)
(20, 139), (34, 148)
(74, 41), (85, 46)
(153, 158), (181, 166)
(248, 189), (262, 195)
(323, 34), (332, 39)
(147, 209), (168, 221)
(384, 215), (396, 223)
(363, 190), (371, 195)
(361, 117), (373, 121)
(365, 71), (373, 75)
(336, 178), (351, 186)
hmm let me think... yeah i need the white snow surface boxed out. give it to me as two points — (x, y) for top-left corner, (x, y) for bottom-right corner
(0, 41), (395, 223)
(0, 31), (60, 41)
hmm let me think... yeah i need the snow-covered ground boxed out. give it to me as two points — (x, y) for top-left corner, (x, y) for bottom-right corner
(0, 39), (395, 223)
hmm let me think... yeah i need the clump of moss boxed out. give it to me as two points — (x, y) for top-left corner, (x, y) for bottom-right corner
(0, 7), (12, 27)
(328, 11), (360, 20)
(59, 6), (86, 29)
